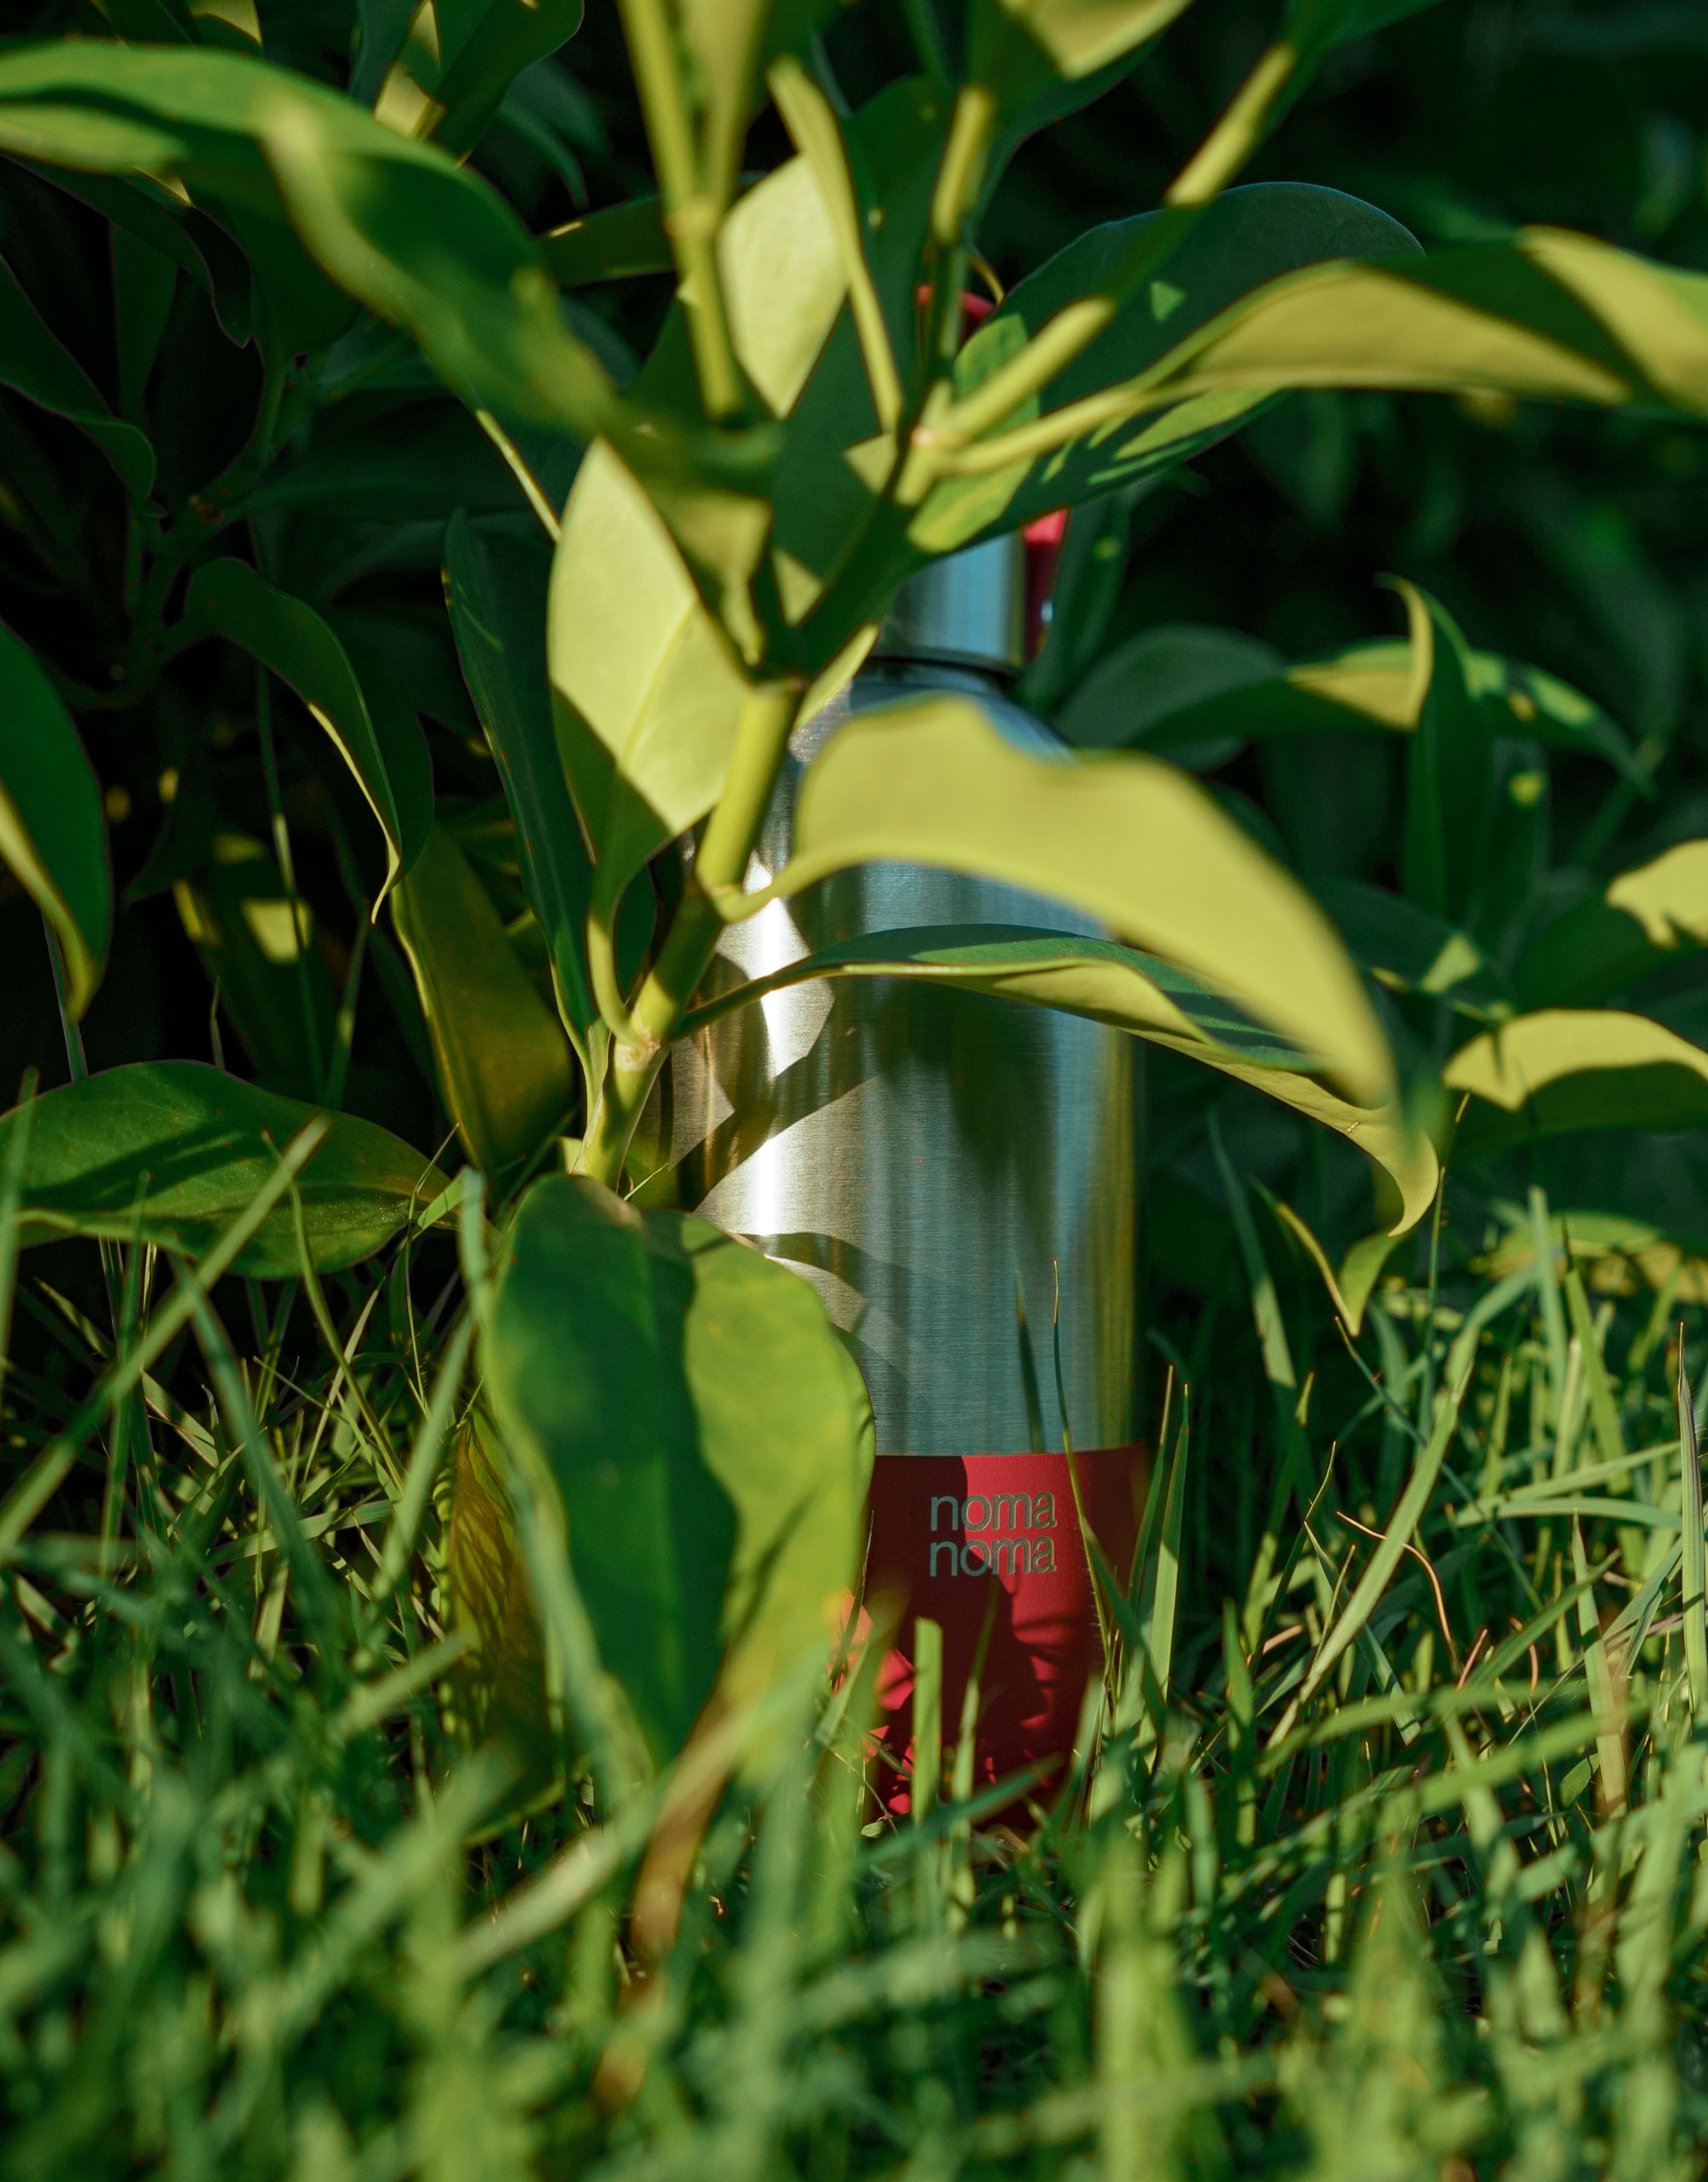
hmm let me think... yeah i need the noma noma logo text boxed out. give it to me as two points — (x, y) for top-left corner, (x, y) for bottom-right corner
(926, 1492), (1059, 1578)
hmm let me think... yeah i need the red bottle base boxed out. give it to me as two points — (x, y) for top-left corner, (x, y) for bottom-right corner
(863, 1447), (1146, 1817)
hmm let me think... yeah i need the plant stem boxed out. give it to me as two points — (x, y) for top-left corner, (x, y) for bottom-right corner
(1165, 41), (1299, 208)
(618, 0), (744, 421)
(580, 677), (804, 1187)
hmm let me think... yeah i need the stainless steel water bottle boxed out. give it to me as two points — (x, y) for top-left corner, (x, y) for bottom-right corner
(668, 531), (1140, 1805)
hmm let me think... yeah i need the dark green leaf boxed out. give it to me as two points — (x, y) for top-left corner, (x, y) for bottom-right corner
(0, 252), (155, 499)
(913, 183), (1417, 550)
(0, 1062), (446, 1273)
(445, 511), (595, 1048)
(390, 825), (576, 1172)
(0, 622), (110, 1017)
(177, 558), (432, 900)
(475, 1173), (872, 1766)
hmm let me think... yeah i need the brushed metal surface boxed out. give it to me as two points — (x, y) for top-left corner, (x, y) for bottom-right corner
(667, 658), (1136, 1458)
(870, 534), (1026, 676)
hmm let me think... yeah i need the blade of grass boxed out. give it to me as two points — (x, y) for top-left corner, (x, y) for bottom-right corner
(1676, 1334), (1706, 1720)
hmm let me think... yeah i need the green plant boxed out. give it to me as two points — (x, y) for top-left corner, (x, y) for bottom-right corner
(5, 0), (1708, 1786)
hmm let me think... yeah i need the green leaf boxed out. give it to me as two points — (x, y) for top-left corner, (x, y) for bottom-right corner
(547, 440), (752, 916)
(756, 693), (1401, 1110)
(427, 0), (584, 158)
(540, 196), (672, 286)
(967, 0), (1198, 121)
(177, 559), (432, 904)
(473, 1174), (872, 1767)
(1270, 1199), (1403, 1337)
(0, 623), (110, 1018)
(1026, 226), (1708, 460)
(445, 512), (595, 1050)
(390, 825), (575, 1174)
(1516, 837), (1708, 1013)
(1445, 1010), (1708, 1160)
(1065, 618), (1643, 782)
(913, 184), (1418, 554)
(1317, 879), (1501, 1012)
(0, 44), (618, 445)
(0, 253), (155, 500)
(1284, 0), (1445, 68)
(688, 925), (1438, 1226)
(1392, 581), (1492, 925)
(0, 1062), (446, 1274)
(1056, 623), (1281, 759)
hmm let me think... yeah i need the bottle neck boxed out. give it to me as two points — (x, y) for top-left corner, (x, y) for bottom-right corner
(872, 534), (1026, 679)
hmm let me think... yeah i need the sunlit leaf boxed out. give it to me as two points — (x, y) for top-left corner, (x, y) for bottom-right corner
(390, 826), (576, 1174)
(0, 1062), (446, 1273)
(0, 44), (620, 445)
(547, 440), (752, 916)
(1064, 617), (1643, 783)
(1446, 1009), (1708, 1159)
(177, 559), (432, 905)
(1514, 840), (1708, 1010)
(968, 0), (1199, 119)
(753, 694), (1400, 1114)
(1048, 226), (1708, 452)
(0, 623), (110, 1019)
(469, 1173), (872, 1767)
(913, 183), (1417, 551)
(689, 925), (1438, 1225)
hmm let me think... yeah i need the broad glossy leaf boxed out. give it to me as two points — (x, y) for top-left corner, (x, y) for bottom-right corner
(690, 925), (1438, 1226)
(390, 826), (575, 1173)
(0, 45), (618, 444)
(471, 1174), (872, 1767)
(754, 694), (1400, 1111)
(967, 0), (1197, 120)
(0, 623), (110, 1018)
(0, 253), (154, 500)
(0, 1062), (446, 1274)
(177, 560), (432, 902)
(445, 512), (595, 1048)
(1445, 1010), (1708, 1160)
(1056, 227), (1708, 453)
(548, 440), (751, 916)
(914, 184), (1417, 552)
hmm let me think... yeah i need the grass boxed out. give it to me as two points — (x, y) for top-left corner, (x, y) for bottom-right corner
(4, 1158), (1708, 2181)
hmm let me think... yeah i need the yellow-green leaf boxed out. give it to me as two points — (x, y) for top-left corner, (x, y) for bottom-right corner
(1446, 1010), (1708, 1160)
(749, 695), (1399, 1112)
(547, 440), (752, 915)
(689, 924), (1437, 1227)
